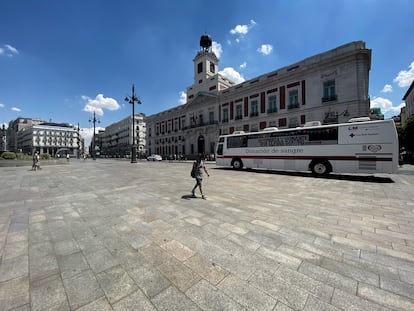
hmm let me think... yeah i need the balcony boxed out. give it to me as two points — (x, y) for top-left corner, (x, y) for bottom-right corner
(322, 95), (337, 103)
(182, 120), (219, 130)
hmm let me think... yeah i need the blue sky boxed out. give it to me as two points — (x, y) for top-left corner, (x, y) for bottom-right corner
(1, 0), (414, 145)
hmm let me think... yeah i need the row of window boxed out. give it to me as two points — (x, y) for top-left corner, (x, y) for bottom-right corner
(150, 135), (185, 145)
(221, 115), (306, 136)
(197, 61), (215, 74)
(154, 111), (216, 135)
(32, 131), (76, 137)
(33, 141), (77, 146)
(151, 80), (336, 135)
(222, 80), (336, 122)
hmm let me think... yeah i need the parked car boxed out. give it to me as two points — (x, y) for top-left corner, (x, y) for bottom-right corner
(147, 154), (162, 161)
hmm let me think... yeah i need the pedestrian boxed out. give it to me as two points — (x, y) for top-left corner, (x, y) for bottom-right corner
(66, 153), (70, 161)
(32, 152), (37, 171)
(33, 151), (41, 171)
(191, 154), (210, 199)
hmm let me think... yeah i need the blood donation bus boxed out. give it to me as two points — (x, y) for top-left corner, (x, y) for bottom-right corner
(215, 118), (399, 176)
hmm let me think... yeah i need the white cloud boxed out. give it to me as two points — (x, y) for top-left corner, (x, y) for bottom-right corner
(230, 20), (256, 37)
(212, 41), (222, 59)
(381, 84), (392, 93)
(5, 44), (19, 55)
(0, 44), (19, 57)
(219, 67), (245, 84)
(239, 62), (247, 69)
(230, 25), (248, 35)
(257, 44), (273, 55)
(0, 103), (5, 108)
(11, 107), (21, 112)
(370, 97), (405, 115)
(393, 61), (414, 87)
(82, 94), (120, 116)
(179, 91), (187, 105)
(81, 126), (105, 150)
(83, 105), (103, 116)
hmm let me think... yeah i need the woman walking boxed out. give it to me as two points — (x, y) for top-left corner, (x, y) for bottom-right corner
(33, 151), (41, 171)
(191, 155), (210, 199)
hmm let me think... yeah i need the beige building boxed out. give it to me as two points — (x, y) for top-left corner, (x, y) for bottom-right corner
(98, 113), (146, 158)
(16, 122), (83, 157)
(146, 34), (371, 159)
(7, 117), (46, 152)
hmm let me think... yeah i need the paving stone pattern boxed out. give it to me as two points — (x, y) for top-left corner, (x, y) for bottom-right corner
(0, 159), (414, 310)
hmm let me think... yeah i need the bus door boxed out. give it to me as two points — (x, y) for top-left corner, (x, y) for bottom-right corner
(216, 137), (224, 156)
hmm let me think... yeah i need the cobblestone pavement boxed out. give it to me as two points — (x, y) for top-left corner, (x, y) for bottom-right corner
(1, 159), (414, 311)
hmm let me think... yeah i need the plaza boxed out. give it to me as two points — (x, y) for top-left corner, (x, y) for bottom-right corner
(1, 160), (414, 310)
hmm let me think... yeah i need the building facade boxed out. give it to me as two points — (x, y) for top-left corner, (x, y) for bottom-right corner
(146, 35), (371, 159)
(12, 120), (83, 157)
(98, 113), (146, 158)
(6, 117), (46, 152)
(402, 80), (414, 124)
(0, 124), (7, 152)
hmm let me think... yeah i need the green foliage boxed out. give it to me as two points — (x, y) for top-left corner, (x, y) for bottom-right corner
(396, 124), (404, 148)
(1, 151), (16, 159)
(40, 153), (51, 160)
(15, 153), (31, 160)
(403, 115), (414, 153)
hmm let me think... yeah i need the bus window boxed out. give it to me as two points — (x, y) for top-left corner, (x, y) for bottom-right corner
(217, 144), (223, 155)
(228, 136), (247, 148)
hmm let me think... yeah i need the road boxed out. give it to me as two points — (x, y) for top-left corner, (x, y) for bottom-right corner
(1, 160), (413, 310)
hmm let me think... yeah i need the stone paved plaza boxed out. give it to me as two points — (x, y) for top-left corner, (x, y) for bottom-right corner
(1, 159), (414, 310)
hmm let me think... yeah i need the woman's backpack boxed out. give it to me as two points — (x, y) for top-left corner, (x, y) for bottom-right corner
(190, 161), (196, 178)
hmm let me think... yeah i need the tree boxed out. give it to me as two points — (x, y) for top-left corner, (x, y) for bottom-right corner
(400, 115), (414, 163)
(396, 123), (405, 149)
(405, 116), (414, 148)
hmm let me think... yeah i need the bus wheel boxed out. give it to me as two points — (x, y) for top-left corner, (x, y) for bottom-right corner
(310, 160), (331, 176)
(232, 158), (243, 170)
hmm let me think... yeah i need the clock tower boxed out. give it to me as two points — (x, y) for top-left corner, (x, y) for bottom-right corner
(186, 33), (234, 102)
(193, 33), (218, 84)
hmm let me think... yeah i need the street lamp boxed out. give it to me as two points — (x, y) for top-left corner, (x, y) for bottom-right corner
(76, 122), (82, 159)
(336, 109), (349, 123)
(125, 83), (142, 163)
(89, 111), (100, 160)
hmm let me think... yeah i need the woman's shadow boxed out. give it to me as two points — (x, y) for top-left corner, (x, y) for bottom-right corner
(181, 194), (198, 200)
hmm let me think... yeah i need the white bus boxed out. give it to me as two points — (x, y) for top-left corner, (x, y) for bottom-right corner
(215, 118), (399, 176)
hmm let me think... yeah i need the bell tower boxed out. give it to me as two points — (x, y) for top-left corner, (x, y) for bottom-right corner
(187, 33), (233, 102)
(193, 33), (218, 84)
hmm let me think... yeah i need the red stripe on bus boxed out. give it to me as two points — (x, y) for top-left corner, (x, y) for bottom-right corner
(217, 155), (393, 162)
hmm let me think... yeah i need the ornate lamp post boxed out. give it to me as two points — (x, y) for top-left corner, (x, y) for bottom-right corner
(125, 83), (142, 163)
(336, 109), (349, 123)
(76, 122), (82, 159)
(89, 111), (100, 160)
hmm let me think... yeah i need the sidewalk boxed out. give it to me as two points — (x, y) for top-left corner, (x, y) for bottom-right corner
(1, 160), (414, 310)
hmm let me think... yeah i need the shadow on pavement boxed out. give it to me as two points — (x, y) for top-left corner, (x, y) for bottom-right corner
(213, 167), (394, 183)
(181, 194), (197, 200)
